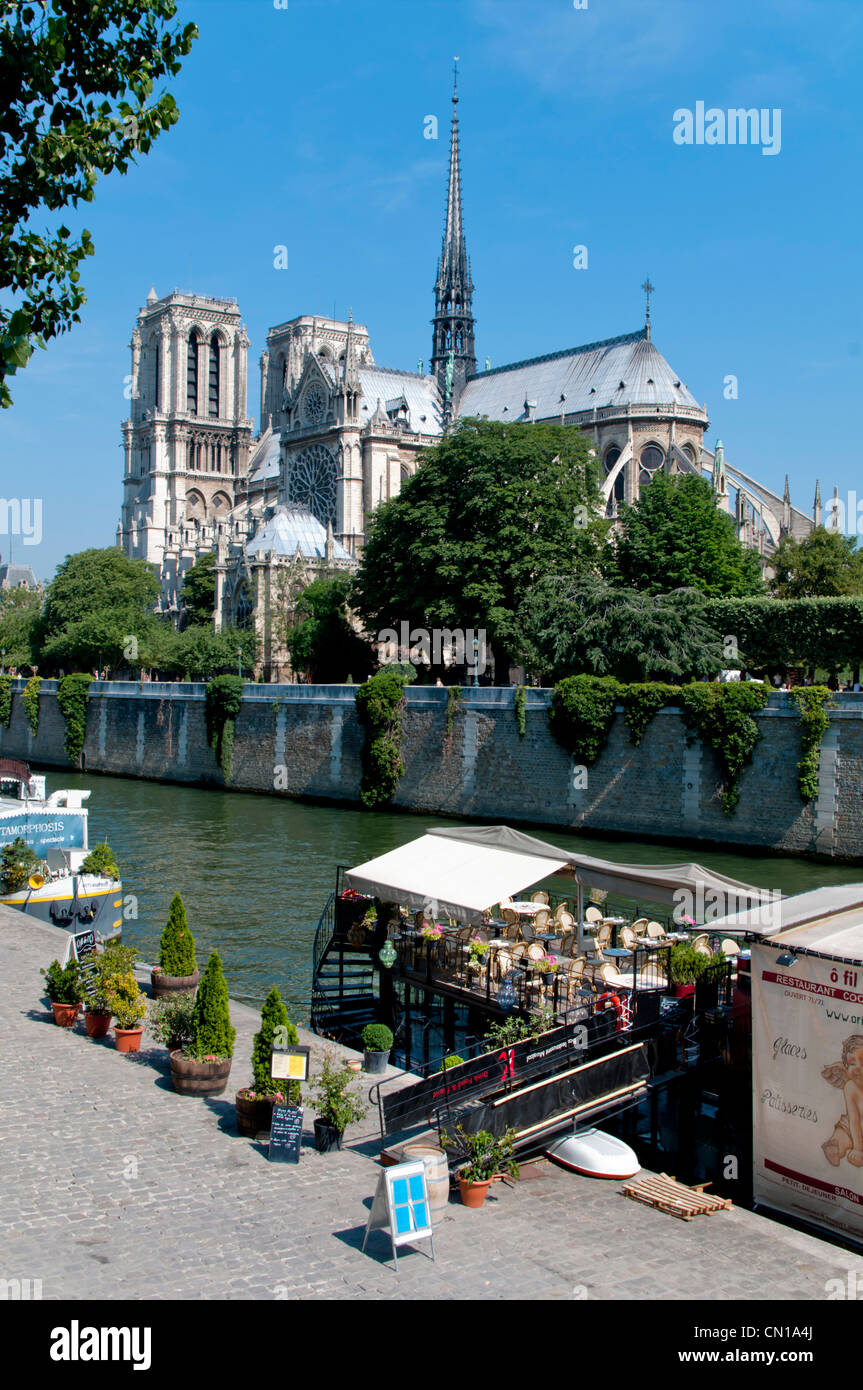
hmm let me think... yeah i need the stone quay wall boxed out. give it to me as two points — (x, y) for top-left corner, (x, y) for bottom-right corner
(2, 680), (863, 859)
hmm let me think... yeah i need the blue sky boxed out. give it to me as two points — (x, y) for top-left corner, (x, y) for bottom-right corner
(2, 0), (861, 580)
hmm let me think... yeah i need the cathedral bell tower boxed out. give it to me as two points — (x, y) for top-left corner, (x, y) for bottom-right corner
(431, 62), (476, 420)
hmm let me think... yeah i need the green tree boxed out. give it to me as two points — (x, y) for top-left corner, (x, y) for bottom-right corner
(353, 418), (606, 669)
(517, 577), (726, 683)
(179, 552), (216, 627)
(609, 473), (763, 597)
(0, 0), (197, 405)
(252, 987), (300, 1103)
(35, 547), (160, 670)
(158, 893), (196, 976)
(189, 950), (235, 1061)
(286, 576), (374, 683)
(0, 586), (41, 669)
(769, 527), (863, 599)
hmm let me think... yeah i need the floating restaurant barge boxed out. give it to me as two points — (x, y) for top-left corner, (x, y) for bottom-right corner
(312, 825), (763, 1180)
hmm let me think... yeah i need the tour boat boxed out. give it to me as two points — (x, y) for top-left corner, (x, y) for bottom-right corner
(545, 1128), (641, 1179)
(0, 759), (122, 939)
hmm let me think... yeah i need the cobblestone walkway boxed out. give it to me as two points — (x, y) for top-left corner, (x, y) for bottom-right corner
(2, 910), (860, 1301)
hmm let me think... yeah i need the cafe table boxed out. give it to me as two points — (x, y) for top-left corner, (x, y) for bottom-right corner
(509, 901), (544, 917)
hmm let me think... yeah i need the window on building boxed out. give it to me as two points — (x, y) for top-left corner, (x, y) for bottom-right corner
(209, 334), (220, 416)
(187, 333), (199, 414)
(639, 443), (664, 485)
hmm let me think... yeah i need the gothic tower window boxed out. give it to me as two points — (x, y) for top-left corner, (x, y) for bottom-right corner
(153, 342), (160, 409)
(639, 444), (665, 485)
(208, 333), (220, 416)
(187, 332), (199, 414)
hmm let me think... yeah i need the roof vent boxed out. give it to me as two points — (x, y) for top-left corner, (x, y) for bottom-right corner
(674, 380), (681, 388)
(589, 387), (596, 394)
(618, 380), (625, 389)
(647, 377), (654, 385)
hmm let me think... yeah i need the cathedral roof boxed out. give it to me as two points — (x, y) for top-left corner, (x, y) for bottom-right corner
(457, 329), (703, 421)
(244, 505), (353, 562)
(246, 427), (280, 485)
(358, 367), (443, 435)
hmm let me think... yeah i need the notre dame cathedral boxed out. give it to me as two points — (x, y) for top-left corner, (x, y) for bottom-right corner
(118, 73), (819, 679)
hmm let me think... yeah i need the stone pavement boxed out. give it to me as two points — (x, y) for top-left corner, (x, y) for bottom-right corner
(2, 908), (862, 1302)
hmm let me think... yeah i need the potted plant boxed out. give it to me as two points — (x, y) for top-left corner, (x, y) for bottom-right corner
(148, 992), (196, 1054)
(79, 842), (120, 881)
(669, 944), (711, 999)
(467, 938), (490, 972)
(441, 1123), (519, 1208)
(151, 893), (199, 1000)
(85, 941), (138, 1038)
(235, 987), (301, 1137)
(362, 1022), (393, 1074)
(41, 958), (83, 1026)
(105, 969), (148, 1051)
(308, 1049), (367, 1151)
(169, 950), (235, 1096)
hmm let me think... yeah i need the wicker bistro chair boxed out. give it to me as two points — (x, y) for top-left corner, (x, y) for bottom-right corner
(593, 922), (614, 957)
(533, 907), (552, 932)
(555, 910), (575, 934)
(531, 891), (550, 904)
(691, 933), (713, 956)
(721, 938), (741, 960)
(645, 921), (666, 941)
(620, 925), (642, 952)
(584, 905), (604, 927)
(501, 907), (521, 940)
(630, 918), (649, 935)
(526, 942), (547, 963)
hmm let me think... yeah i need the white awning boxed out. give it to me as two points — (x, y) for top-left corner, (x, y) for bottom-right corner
(344, 824), (767, 925)
(708, 883), (863, 945)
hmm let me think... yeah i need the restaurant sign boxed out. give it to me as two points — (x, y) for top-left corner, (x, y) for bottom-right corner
(752, 942), (863, 1246)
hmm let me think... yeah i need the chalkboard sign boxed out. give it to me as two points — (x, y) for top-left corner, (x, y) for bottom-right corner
(268, 1104), (303, 1164)
(72, 929), (99, 1001)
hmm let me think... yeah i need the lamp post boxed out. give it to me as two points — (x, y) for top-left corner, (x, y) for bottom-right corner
(472, 634), (479, 688)
(237, 647), (243, 680)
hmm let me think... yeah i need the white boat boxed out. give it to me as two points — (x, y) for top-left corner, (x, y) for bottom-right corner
(0, 759), (122, 940)
(545, 1128), (641, 1179)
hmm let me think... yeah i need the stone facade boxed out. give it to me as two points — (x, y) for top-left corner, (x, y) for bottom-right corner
(4, 683), (863, 861)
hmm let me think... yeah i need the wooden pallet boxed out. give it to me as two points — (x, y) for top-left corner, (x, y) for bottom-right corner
(621, 1172), (733, 1221)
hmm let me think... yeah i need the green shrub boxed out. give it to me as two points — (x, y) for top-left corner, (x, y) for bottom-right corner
(362, 1022), (393, 1053)
(678, 681), (769, 814)
(355, 668), (407, 808)
(205, 674), (244, 782)
(514, 684), (527, 737)
(252, 986), (300, 1103)
(622, 682), (681, 745)
(445, 684), (462, 737)
(789, 686), (833, 802)
(307, 1049), (368, 1131)
(22, 675), (40, 735)
(80, 842), (120, 881)
(548, 674), (622, 764)
(0, 673), (12, 728)
(669, 944), (713, 985)
(189, 950), (235, 1061)
(1, 836), (38, 892)
(158, 893), (197, 977)
(41, 958), (83, 1005)
(92, 941), (140, 1013)
(441, 1123), (519, 1183)
(56, 673), (93, 763)
(441, 1054), (465, 1071)
(105, 969), (147, 1029)
(148, 993), (196, 1051)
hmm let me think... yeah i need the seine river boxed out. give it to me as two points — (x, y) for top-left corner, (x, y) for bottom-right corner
(54, 769), (863, 1026)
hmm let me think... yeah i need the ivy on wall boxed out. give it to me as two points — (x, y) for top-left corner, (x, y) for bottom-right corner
(622, 683), (680, 746)
(205, 674), (244, 782)
(677, 682), (769, 814)
(445, 685), (462, 738)
(355, 668), (407, 809)
(514, 685), (527, 738)
(0, 674), (12, 729)
(547, 675), (622, 765)
(22, 675), (40, 736)
(789, 686), (833, 802)
(56, 673), (93, 764)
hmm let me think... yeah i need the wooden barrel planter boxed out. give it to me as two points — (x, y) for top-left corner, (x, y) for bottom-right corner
(235, 1091), (276, 1138)
(169, 1051), (232, 1097)
(151, 969), (199, 1001)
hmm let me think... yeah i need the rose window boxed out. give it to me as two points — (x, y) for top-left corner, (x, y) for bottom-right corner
(288, 444), (337, 526)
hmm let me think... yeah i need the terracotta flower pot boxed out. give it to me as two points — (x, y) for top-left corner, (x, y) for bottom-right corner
(458, 1176), (493, 1208)
(85, 1010), (112, 1038)
(235, 1090), (277, 1137)
(169, 1050), (232, 1097)
(151, 968), (199, 1001)
(114, 1026), (145, 1052)
(51, 1002), (80, 1027)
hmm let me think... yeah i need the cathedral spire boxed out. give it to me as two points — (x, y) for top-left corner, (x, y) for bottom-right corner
(431, 60), (476, 418)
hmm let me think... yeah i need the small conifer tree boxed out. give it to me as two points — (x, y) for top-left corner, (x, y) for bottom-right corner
(158, 893), (197, 976)
(189, 950), (235, 1060)
(252, 986), (300, 1103)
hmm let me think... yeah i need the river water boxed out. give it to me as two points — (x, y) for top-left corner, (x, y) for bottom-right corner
(46, 769), (863, 1027)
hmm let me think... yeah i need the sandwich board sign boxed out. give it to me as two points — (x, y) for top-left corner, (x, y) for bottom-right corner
(361, 1160), (435, 1272)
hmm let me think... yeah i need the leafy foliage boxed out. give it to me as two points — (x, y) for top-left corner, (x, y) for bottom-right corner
(514, 684), (526, 737)
(355, 668), (407, 808)
(548, 675), (622, 764)
(789, 686), (834, 802)
(205, 674), (244, 781)
(609, 473), (763, 597)
(702, 596), (863, 674)
(361, 1023), (393, 1053)
(104, 968), (147, 1030)
(445, 684), (462, 737)
(307, 1049), (368, 1132)
(179, 552), (216, 626)
(622, 683), (681, 746)
(36, 548), (160, 672)
(22, 674), (40, 734)
(441, 1054), (465, 1071)
(148, 992), (196, 1051)
(56, 671), (92, 761)
(286, 575), (374, 683)
(189, 950), (235, 1061)
(91, 940), (138, 1013)
(252, 987), (300, 1102)
(158, 892), (196, 976)
(79, 842), (119, 881)
(669, 945), (713, 985)
(0, 586), (41, 669)
(0, 0), (197, 405)
(0, 673), (12, 727)
(769, 528), (863, 599)
(1, 836), (39, 892)
(41, 956), (82, 1004)
(678, 682), (769, 814)
(517, 577), (726, 683)
(441, 1123), (519, 1184)
(353, 418), (606, 665)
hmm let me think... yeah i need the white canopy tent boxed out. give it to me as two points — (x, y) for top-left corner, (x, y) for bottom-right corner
(344, 824), (768, 937)
(700, 883), (863, 940)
